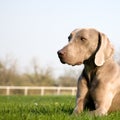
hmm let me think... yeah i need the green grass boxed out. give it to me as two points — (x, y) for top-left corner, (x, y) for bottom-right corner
(0, 96), (120, 120)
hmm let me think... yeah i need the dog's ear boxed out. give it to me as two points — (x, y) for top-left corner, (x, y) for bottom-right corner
(95, 33), (114, 66)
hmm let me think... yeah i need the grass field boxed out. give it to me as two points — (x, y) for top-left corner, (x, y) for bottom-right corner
(0, 96), (120, 120)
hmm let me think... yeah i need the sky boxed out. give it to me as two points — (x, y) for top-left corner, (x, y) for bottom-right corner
(0, 0), (120, 77)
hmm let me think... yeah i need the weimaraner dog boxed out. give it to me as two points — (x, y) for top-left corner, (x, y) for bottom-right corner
(57, 28), (120, 116)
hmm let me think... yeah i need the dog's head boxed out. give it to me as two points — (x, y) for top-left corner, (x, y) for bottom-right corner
(57, 28), (114, 66)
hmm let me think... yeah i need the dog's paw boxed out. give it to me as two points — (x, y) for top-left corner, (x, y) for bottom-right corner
(72, 107), (81, 115)
(89, 110), (108, 116)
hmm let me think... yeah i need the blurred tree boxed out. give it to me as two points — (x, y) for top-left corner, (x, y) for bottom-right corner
(57, 69), (82, 86)
(24, 58), (55, 86)
(0, 55), (21, 86)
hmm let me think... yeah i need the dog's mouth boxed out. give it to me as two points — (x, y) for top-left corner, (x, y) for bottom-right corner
(75, 61), (83, 65)
(58, 56), (66, 64)
(58, 57), (82, 66)
(60, 60), (66, 64)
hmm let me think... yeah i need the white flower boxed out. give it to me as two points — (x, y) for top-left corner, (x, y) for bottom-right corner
(34, 102), (38, 106)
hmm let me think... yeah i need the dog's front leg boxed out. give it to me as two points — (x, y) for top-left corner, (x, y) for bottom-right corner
(90, 86), (114, 116)
(73, 74), (88, 114)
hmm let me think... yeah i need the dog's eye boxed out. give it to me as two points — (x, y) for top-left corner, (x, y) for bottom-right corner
(68, 34), (72, 42)
(81, 37), (86, 41)
(68, 36), (71, 41)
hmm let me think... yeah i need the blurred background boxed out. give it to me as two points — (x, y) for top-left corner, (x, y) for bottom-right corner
(0, 0), (120, 88)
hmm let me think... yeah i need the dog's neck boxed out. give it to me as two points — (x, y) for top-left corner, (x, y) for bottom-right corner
(83, 56), (98, 88)
(84, 55), (97, 72)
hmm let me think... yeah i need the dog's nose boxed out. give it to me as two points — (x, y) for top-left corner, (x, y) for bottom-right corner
(57, 50), (64, 56)
(57, 50), (66, 64)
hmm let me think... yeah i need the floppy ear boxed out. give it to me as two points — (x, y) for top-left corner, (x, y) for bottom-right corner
(95, 33), (114, 66)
